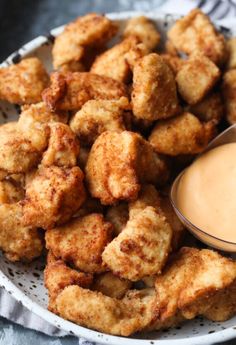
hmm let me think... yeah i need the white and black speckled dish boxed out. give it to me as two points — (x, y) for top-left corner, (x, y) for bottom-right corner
(0, 11), (236, 345)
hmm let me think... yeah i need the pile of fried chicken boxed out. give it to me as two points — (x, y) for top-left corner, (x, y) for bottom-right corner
(0, 9), (236, 337)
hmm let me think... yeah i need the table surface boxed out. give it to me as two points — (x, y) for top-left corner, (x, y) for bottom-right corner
(0, 0), (235, 344)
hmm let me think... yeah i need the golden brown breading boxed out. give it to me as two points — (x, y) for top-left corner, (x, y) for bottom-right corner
(85, 131), (169, 205)
(55, 285), (156, 336)
(42, 72), (127, 112)
(203, 282), (236, 322)
(44, 251), (93, 312)
(176, 53), (220, 105)
(149, 247), (236, 330)
(129, 184), (161, 220)
(70, 97), (129, 145)
(0, 179), (24, 204)
(222, 69), (236, 124)
(102, 207), (172, 281)
(0, 122), (41, 173)
(161, 54), (185, 75)
(164, 40), (179, 56)
(45, 213), (113, 273)
(18, 102), (68, 152)
(131, 53), (179, 120)
(42, 123), (80, 167)
(167, 9), (227, 66)
(0, 203), (43, 262)
(59, 61), (85, 73)
(52, 13), (117, 69)
(186, 92), (224, 123)
(226, 37), (236, 70)
(106, 203), (129, 235)
(0, 58), (49, 104)
(93, 272), (132, 298)
(22, 166), (86, 229)
(149, 112), (216, 156)
(123, 16), (160, 51)
(91, 36), (148, 83)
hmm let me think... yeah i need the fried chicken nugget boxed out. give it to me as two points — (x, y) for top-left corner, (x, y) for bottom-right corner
(186, 91), (224, 123)
(70, 97), (129, 145)
(106, 203), (129, 235)
(0, 203), (43, 262)
(22, 166), (86, 229)
(74, 196), (104, 218)
(0, 122), (41, 173)
(42, 72), (127, 112)
(149, 247), (236, 330)
(222, 69), (236, 124)
(91, 36), (148, 83)
(52, 13), (117, 70)
(123, 16), (160, 51)
(226, 37), (236, 70)
(0, 58), (49, 104)
(102, 207), (172, 281)
(131, 53), (179, 120)
(161, 54), (185, 75)
(44, 251), (93, 312)
(45, 213), (113, 273)
(176, 53), (220, 105)
(86, 131), (169, 205)
(167, 9), (227, 66)
(18, 102), (68, 152)
(55, 285), (156, 336)
(149, 112), (216, 156)
(42, 123), (80, 167)
(93, 272), (132, 299)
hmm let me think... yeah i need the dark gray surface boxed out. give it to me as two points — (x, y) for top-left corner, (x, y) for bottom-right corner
(0, 0), (235, 344)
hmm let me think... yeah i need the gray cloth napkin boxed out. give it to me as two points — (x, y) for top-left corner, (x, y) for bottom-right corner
(0, 0), (235, 342)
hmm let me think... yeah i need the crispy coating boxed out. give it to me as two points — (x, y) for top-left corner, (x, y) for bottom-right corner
(45, 213), (113, 273)
(18, 102), (68, 152)
(0, 203), (43, 262)
(70, 97), (129, 145)
(132, 53), (179, 120)
(74, 196), (104, 218)
(52, 13), (117, 69)
(161, 54), (185, 75)
(226, 37), (236, 70)
(93, 272), (132, 298)
(42, 123), (80, 167)
(44, 251), (93, 312)
(22, 166), (86, 229)
(203, 282), (236, 322)
(123, 16), (160, 51)
(176, 53), (220, 104)
(167, 9), (227, 66)
(0, 179), (24, 204)
(129, 184), (161, 220)
(187, 92), (224, 123)
(106, 203), (129, 235)
(222, 69), (236, 124)
(164, 40), (179, 56)
(149, 247), (236, 330)
(86, 131), (169, 205)
(42, 72), (127, 111)
(91, 36), (148, 83)
(102, 207), (172, 281)
(55, 285), (156, 336)
(149, 112), (216, 156)
(0, 58), (49, 104)
(0, 122), (41, 173)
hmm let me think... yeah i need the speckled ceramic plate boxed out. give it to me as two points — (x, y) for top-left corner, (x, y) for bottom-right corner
(0, 11), (236, 345)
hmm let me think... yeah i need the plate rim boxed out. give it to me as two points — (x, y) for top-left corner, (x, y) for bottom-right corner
(0, 10), (236, 345)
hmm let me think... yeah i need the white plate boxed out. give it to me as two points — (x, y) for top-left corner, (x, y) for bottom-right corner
(0, 11), (236, 345)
